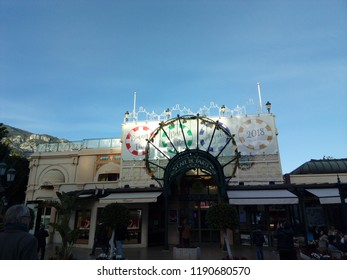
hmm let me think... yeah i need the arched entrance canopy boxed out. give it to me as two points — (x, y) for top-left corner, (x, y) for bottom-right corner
(145, 114), (240, 195)
(145, 115), (240, 249)
(164, 149), (225, 198)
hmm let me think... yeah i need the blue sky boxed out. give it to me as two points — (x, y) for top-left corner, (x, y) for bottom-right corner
(1, 0), (346, 174)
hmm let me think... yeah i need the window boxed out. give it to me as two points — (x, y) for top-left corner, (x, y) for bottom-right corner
(98, 173), (120, 181)
(125, 209), (142, 244)
(75, 210), (91, 244)
(40, 207), (51, 227)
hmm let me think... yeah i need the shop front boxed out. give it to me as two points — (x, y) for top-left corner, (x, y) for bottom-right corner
(227, 187), (301, 246)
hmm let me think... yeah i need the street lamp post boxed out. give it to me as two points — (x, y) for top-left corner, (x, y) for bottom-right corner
(165, 108), (171, 120)
(220, 105), (226, 116)
(0, 162), (16, 214)
(265, 101), (271, 113)
(124, 111), (130, 122)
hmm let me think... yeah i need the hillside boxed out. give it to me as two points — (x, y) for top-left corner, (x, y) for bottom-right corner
(4, 124), (67, 158)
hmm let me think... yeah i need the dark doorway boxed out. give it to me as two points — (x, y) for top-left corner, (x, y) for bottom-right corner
(170, 170), (220, 244)
(148, 195), (165, 246)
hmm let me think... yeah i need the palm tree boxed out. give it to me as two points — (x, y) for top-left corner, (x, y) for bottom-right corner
(44, 191), (85, 259)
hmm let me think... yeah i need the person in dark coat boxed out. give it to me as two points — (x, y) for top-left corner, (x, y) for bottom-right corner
(90, 221), (109, 256)
(0, 204), (38, 260)
(252, 228), (266, 260)
(339, 233), (347, 253)
(273, 221), (297, 260)
(35, 224), (49, 260)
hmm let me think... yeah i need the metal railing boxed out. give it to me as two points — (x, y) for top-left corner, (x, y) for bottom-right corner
(36, 138), (121, 153)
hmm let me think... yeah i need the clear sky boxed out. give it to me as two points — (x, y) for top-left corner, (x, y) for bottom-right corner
(1, 0), (346, 174)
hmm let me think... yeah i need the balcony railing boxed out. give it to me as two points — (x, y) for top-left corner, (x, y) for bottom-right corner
(36, 138), (121, 153)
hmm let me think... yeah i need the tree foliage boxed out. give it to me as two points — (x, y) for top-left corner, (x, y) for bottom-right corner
(0, 124), (29, 226)
(5, 155), (29, 206)
(206, 203), (239, 231)
(0, 123), (29, 205)
(0, 123), (10, 160)
(102, 203), (130, 230)
(43, 191), (87, 259)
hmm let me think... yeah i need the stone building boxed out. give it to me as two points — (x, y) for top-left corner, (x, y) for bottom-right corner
(25, 104), (346, 249)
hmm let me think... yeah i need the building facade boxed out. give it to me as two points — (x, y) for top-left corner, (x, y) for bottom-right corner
(25, 104), (347, 250)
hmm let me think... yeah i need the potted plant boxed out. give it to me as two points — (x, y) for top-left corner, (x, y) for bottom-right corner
(173, 217), (201, 259)
(206, 203), (239, 259)
(101, 203), (130, 259)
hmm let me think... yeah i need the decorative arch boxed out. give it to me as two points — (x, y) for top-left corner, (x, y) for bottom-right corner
(164, 149), (226, 198)
(145, 114), (240, 198)
(95, 162), (120, 181)
(39, 167), (67, 186)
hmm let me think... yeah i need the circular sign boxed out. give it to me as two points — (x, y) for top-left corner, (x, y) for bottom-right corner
(125, 126), (152, 156)
(161, 124), (193, 154)
(199, 121), (230, 153)
(238, 119), (273, 150)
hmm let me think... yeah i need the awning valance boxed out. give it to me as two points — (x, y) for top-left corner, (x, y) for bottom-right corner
(99, 192), (162, 204)
(227, 189), (298, 205)
(306, 188), (345, 204)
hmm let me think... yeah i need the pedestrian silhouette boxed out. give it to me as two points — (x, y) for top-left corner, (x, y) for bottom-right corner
(90, 221), (109, 256)
(0, 204), (38, 259)
(252, 228), (265, 259)
(273, 221), (297, 260)
(114, 224), (128, 259)
(35, 224), (49, 260)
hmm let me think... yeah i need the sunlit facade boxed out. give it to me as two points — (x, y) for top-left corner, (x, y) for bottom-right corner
(25, 101), (287, 249)
(26, 103), (347, 250)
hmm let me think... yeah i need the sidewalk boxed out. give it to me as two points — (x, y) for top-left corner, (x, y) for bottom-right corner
(45, 243), (280, 260)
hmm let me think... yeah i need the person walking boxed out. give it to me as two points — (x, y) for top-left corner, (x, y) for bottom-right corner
(252, 228), (265, 260)
(273, 221), (297, 260)
(0, 204), (38, 260)
(35, 224), (49, 260)
(114, 224), (128, 259)
(90, 221), (109, 256)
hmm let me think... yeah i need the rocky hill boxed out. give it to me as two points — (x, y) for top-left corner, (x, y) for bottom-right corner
(4, 124), (67, 158)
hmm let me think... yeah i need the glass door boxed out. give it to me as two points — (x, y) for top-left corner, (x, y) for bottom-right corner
(191, 200), (219, 243)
